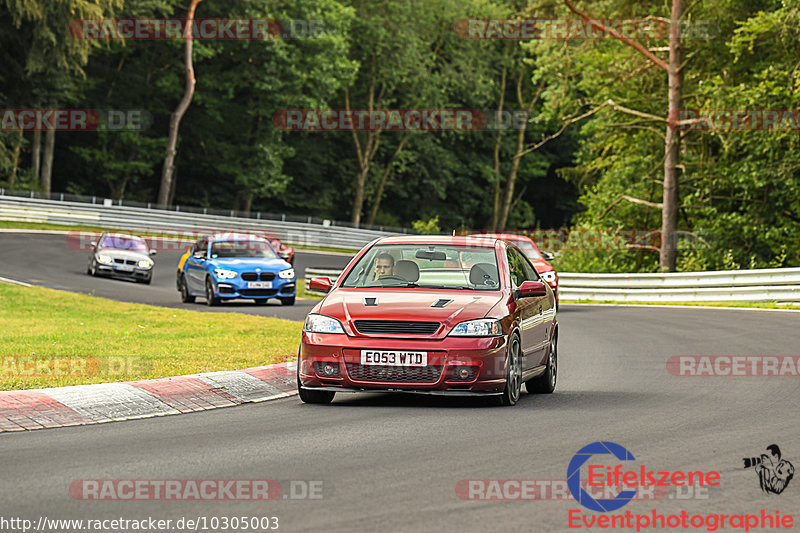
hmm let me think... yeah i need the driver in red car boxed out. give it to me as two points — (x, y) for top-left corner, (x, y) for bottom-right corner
(373, 253), (395, 279)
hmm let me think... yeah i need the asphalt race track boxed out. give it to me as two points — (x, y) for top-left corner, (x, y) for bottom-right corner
(2, 231), (800, 531)
(0, 232), (353, 321)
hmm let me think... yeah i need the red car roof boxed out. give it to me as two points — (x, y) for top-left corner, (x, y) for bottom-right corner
(377, 235), (502, 247)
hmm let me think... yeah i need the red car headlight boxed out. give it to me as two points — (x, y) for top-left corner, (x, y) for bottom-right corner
(540, 271), (557, 284)
(303, 314), (346, 335)
(449, 319), (502, 337)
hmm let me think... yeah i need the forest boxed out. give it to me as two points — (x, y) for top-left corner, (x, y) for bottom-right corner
(1, 0), (798, 272)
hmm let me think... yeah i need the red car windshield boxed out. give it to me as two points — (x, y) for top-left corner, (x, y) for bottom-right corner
(210, 240), (278, 259)
(100, 235), (148, 252)
(341, 244), (500, 290)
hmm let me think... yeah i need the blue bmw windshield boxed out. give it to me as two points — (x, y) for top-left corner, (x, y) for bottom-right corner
(210, 240), (278, 259)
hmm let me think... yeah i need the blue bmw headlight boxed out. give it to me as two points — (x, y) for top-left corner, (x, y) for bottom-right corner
(279, 268), (295, 279)
(213, 268), (238, 279)
(304, 314), (346, 334)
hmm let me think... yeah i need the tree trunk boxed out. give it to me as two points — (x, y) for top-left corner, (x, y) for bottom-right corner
(157, 0), (202, 208)
(9, 131), (21, 188)
(498, 112), (529, 230)
(351, 164), (370, 227)
(237, 189), (253, 216)
(661, 0), (682, 272)
(347, 124), (380, 228)
(31, 129), (41, 185)
(109, 178), (128, 201)
(346, 58), (383, 228)
(564, 0), (680, 270)
(366, 134), (408, 226)
(41, 127), (55, 195)
(491, 64), (508, 230)
(168, 167), (178, 206)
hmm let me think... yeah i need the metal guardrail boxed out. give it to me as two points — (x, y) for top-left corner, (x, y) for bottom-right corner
(304, 267), (800, 302)
(558, 269), (800, 302)
(304, 268), (346, 293)
(0, 195), (401, 250)
(0, 187), (411, 234)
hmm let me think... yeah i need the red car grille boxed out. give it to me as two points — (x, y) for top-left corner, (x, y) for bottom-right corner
(345, 363), (443, 383)
(353, 320), (440, 335)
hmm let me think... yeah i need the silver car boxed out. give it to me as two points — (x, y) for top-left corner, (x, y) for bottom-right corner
(87, 232), (156, 284)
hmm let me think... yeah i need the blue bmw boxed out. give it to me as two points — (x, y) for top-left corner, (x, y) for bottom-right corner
(177, 233), (296, 306)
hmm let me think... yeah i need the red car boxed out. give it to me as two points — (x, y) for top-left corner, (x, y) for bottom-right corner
(472, 233), (558, 306)
(266, 236), (294, 265)
(298, 235), (558, 406)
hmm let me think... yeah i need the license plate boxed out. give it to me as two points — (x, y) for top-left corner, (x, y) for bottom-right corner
(360, 350), (427, 366)
(247, 281), (272, 288)
(115, 265), (134, 272)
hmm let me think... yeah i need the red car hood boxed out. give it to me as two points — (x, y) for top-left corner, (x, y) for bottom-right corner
(317, 288), (504, 334)
(531, 260), (555, 274)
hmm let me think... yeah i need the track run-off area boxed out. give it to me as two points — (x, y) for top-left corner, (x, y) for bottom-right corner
(1, 231), (799, 532)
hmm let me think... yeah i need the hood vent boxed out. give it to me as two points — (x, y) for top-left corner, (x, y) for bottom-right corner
(431, 298), (453, 308)
(364, 297), (378, 306)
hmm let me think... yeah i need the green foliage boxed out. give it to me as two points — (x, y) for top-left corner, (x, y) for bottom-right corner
(0, 0), (796, 273)
(412, 216), (441, 235)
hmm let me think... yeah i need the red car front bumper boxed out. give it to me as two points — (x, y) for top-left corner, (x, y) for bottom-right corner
(299, 332), (510, 395)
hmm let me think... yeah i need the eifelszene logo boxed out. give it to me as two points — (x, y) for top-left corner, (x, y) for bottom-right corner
(567, 441), (638, 512)
(566, 442), (797, 531)
(743, 444), (794, 495)
(566, 441), (721, 512)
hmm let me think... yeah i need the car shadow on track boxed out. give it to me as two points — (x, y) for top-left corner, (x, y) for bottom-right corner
(521, 389), (663, 411)
(318, 388), (658, 410)
(327, 393), (493, 409)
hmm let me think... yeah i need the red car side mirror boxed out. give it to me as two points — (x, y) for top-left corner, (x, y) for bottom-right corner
(309, 277), (333, 293)
(518, 280), (547, 298)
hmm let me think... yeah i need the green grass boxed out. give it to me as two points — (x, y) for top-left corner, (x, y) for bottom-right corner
(0, 283), (303, 390)
(0, 220), (359, 254)
(561, 300), (800, 310)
